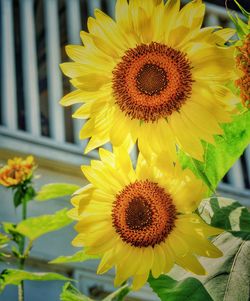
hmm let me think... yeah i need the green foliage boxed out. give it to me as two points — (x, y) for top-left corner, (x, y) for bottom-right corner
(102, 285), (130, 301)
(0, 233), (10, 247)
(226, 1), (249, 39)
(149, 274), (213, 301)
(233, 0), (250, 18)
(149, 197), (250, 300)
(60, 283), (93, 301)
(167, 232), (250, 301)
(0, 233), (10, 262)
(199, 197), (250, 232)
(0, 269), (70, 292)
(2, 223), (24, 247)
(50, 250), (98, 264)
(13, 185), (36, 208)
(2, 209), (72, 244)
(180, 110), (250, 191)
(14, 208), (72, 241)
(35, 183), (80, 201)
(60, 283), (130, 301)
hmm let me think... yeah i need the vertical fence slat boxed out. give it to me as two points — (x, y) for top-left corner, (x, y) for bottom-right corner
(1, 0), (17, 130)
(20, 0), (41, 136)
(65, 0), (86, 147)
(87, 0), (101, 16)
(227, 160), (245, 189)
(44, 0), (65, 142)
(205, 13), (220, 26)
(106, 0), (115, 18)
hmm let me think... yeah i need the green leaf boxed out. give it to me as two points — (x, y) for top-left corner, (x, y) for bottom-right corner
(60, 282), (93, 301)
(35, 183), (80, 201)
(15, 208), (72, 241)
(149, 274), (213, 301)
(2, 223), (24, 245)
(24, 186), (36, 203)
(167, 232), (250, 301)
(13, 187), (23, 208)
(13, 185), (36, 208)
(50, 250), (98, 264)
(0, 233), (10, 261)
(233, 0), (250, 18)
(0, 269), (71, 292)
(60, 283), (130, 301)
(103, 284), (130, 301)
(180, 110), (250, 191)
(0, 233), (10, 247)
(198, 197), (250, 232)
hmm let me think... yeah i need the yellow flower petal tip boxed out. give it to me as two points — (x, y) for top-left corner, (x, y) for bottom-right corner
(70, 148), (222, 289)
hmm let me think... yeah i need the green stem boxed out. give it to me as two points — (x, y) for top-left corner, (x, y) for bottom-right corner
(18, 282), (24, 301)
(18, 187), (28, 301)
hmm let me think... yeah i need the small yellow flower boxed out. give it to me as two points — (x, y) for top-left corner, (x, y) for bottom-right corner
(69, 148), (223, 290)
(0, 156), (35, 187)
(235, 33), (250, 108)
(61, 0), (238, 164)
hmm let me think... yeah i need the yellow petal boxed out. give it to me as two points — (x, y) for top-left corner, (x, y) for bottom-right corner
(151, 244), (165, 278)
(169, 114), (204, 161)
(176, 253), (206, 275)
(94, 9), (130, 50)
(99, 148), (115, 167)
(163, 0), (180, 40)
(132, 272), (149, 290)
(69, 73), (110, 91)
(115, 0), (130, 31)
(60, 90), (86, 107)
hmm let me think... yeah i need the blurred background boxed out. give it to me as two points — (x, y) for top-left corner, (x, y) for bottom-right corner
(0, 0), (249, 300)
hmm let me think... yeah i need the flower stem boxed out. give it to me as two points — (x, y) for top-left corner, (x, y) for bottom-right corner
(18, 189), (28, 301)
(18, 282), (24, 301)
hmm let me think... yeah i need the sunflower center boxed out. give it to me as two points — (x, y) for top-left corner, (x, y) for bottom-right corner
(125, 197), (153, 230)
(136, 64), (168, 96)
(112, 180), (176, 247)
(112, 42), (193, 122)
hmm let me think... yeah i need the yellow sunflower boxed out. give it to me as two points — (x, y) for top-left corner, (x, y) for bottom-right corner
(69, 148), (223, 290)
(60, 0), (237, 163)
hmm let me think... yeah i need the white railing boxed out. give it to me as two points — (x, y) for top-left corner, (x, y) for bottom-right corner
(0, 0), (249, 192)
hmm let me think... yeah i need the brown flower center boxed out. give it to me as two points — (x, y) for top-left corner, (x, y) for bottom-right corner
(112, 180), (176, 247)
(136, 63), (168, 96)
(112, 42), (193, 122)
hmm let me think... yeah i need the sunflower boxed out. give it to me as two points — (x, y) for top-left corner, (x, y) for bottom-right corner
(69, 148), (223, 290)
(60, 0), (237, 163)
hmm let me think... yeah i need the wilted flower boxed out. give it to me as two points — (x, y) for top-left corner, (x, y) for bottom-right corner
(0, 156), (35, 188)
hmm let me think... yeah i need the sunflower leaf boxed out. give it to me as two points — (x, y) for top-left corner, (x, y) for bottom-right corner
(198, 197), (250, 232)
(148, 274), (213, 301)
(35, 183), (80, 201)
(0, 269), (70, 292)
(60, 282), (93, 301)
(13, 209), (72, 241)
(50, 250), (98, 264)
(167, 231), (250, 301)
(180, 110), (250, 191)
